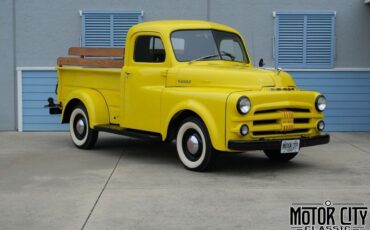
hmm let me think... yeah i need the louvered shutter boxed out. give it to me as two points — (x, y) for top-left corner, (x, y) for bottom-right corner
(276, 14), (305, 67)
(275, 12), (335, 68)
(306, 14), (335, 67)
(81, 10), (143, 47)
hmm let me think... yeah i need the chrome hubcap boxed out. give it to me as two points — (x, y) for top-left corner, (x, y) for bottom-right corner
(76, 119), (85, 135)
(186, 135), (200, 155)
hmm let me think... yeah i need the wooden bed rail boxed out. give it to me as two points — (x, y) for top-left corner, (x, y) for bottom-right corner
(57, 47), (125, 68)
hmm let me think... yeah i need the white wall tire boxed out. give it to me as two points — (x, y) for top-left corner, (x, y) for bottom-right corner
(176, 117), (214, 171)
(69, 104), (98, 149)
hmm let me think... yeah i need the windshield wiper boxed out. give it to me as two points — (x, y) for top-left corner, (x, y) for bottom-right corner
(189, 54), (220, 64)
(189, 51), (236, 64)
(221, 51), (235, 61)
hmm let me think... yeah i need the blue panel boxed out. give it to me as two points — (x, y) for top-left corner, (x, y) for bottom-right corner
(23, 77), (57, 85)
(23, 100), (52, 108)
(275, 12), (335, 68)
(325, 117), (370, 124)
(23, 116), (62, 124)
(23, 92), (56, 101)
(290, 71), (370, 131)
(326, 101), (370, 109)
(22, 70), (68, 132)
(23, 71), (57, 78)
(324, 94), (370, 102)
(296, 78), (370, 86)
(21, 70), (370, 132)
(23, 85), (56, 93)
(325, 109), (370, 117)
(325, 124), (370, 132)
(23, 124), (69, 132)
(23, 108), (54, 116)
(299, 86), (370, 94)
(81, 10), (142, 48)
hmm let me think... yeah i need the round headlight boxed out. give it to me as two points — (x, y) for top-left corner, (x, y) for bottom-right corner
(240, 124), (249, 136)
(315, 95), (327, 112)
(317, 120), (325, 131)
(237, 96), (251, 115)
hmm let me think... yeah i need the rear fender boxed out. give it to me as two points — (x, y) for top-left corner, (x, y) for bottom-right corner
(62, 89), (109, 128)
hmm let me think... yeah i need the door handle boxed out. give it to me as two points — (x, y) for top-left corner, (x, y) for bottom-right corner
(160, 70), (168, 77)
(125, 71), (131, 78)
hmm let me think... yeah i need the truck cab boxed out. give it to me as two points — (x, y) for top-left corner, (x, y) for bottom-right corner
(52, 20), (329, 171)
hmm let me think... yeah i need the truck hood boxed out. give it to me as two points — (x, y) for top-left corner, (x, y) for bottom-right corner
(167, 63), (296, 91)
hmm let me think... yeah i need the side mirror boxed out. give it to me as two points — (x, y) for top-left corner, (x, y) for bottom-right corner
(258, 58), (265, 67)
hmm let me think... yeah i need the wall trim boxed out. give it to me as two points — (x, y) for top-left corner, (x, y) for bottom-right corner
(16, 67), (56, 71)
(16, 67), (370, 72)
(284, 68), (370, 72)
(273, 11), (336, 17)
(16, 69), (23, 131)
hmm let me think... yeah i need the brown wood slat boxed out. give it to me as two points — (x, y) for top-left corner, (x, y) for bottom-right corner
(57, 57), (123, 68)
(68, 47), (124, 57)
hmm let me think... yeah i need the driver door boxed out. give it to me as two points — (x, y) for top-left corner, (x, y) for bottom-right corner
(121, 32), (168, 133)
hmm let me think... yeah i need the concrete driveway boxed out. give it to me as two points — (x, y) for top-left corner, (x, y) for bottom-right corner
(0, 132), (369, 229)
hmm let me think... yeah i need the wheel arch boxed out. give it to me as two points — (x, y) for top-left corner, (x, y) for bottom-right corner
(165, 110), (201, 142)
(162, 102), (225, 151)
(61, 89), (110, 128)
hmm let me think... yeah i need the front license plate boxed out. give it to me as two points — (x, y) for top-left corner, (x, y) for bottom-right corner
(281, 139), (300, 154)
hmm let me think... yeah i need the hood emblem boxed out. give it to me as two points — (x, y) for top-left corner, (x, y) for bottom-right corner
(178, 79), (191, 84)
(270, 87), (295, 91)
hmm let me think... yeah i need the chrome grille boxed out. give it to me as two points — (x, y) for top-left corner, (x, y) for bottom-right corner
(251, 107), (312, 136)
(254, 108), (310, 115)
(253, 129), (309, 136)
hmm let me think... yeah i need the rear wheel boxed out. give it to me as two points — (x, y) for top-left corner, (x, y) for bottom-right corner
(263, 150), (298, 162)
(69, 104), (98, 149)
(176, 117), (215, 172)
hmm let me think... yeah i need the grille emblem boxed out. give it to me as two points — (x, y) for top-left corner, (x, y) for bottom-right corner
(281, 111), (294, 131)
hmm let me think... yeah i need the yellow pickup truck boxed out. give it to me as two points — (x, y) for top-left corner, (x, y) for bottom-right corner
(49, 20), (329, 171)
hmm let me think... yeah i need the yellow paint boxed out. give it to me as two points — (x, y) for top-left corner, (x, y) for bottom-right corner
(57, 20), (325, 151)
(57, 67), (121, 126)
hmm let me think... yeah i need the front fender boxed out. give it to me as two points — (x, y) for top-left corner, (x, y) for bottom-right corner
(62, 89), (109, 128)
(162, 99), (225, 151)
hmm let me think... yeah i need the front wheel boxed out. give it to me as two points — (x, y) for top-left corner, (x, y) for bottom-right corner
(176, 117), (215, 172)
(69, 104), (98, 149)
(264, 150), (298, 162)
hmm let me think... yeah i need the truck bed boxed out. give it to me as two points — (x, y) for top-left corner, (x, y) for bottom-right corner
(57, 67), (121, 124)
(57, 47), (124, 124)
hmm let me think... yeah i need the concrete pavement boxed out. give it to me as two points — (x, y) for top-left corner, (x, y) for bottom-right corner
(0, 132), (369, 229)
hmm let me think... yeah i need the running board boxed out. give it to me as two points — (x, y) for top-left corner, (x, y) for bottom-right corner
(94, 124), (162, 141)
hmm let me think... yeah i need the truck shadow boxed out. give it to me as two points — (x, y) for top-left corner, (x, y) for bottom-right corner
(95, 136), (312, 175)
(213, 152), (310, 175)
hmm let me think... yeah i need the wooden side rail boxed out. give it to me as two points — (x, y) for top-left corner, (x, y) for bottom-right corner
(58, 47), (125, 68)
(57, 57), (124, 68)
(68, 47), (124, 57)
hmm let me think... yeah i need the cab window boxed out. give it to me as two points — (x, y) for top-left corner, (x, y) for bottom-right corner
(134, 36), (166, 63)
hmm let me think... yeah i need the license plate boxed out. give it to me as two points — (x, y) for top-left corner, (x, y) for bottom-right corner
(281, 139), (300, 154)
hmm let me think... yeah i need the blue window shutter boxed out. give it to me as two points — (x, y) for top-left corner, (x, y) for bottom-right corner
(306, 14), (335, 68)
(276, 14), (305, 67)
(275, 12), (335, 69)
(112, 13), (142, 47)
(81, 10), (143, 47)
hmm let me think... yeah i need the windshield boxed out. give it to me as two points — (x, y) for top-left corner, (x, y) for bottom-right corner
(171, 30), (249, 63)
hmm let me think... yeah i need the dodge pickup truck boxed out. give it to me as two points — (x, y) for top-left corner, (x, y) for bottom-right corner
(49, 20), (330, 171)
